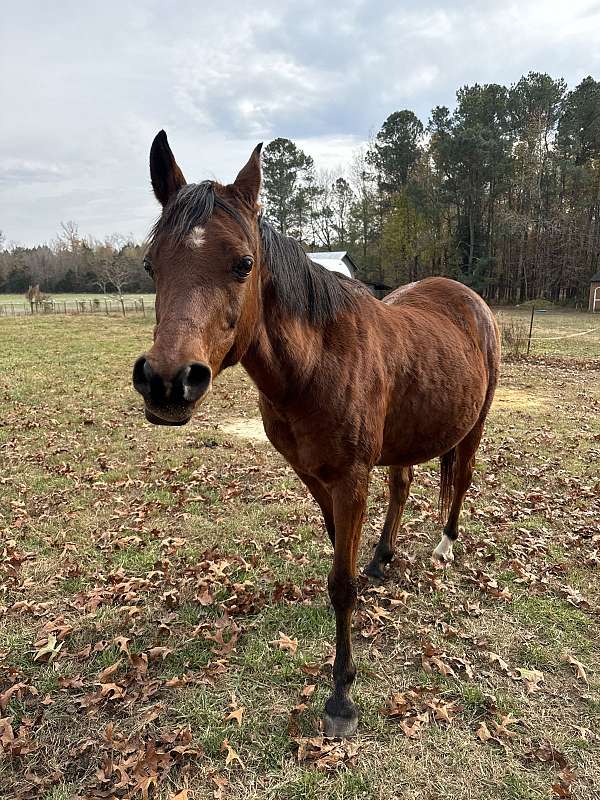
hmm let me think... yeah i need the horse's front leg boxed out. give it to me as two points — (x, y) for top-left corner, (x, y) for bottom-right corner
(323, 471), (369, 738)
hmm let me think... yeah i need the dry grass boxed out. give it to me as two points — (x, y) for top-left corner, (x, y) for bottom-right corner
(0, 310), (598, 800)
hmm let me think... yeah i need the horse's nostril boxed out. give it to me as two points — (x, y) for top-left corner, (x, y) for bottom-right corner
(179, 362), (212, 402)
(132, 356), (152, 396)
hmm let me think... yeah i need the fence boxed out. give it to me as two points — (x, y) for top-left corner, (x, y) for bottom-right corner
(0, 297), (155, 317)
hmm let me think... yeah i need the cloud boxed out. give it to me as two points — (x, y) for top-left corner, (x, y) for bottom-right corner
(0, 160), (69, 186)
(1, 0), (599, 244)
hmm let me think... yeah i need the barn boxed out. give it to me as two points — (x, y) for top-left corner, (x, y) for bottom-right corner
(307, 250), (392, 298)
(307, 250), (359, 279)
(589, 271), (600, 312)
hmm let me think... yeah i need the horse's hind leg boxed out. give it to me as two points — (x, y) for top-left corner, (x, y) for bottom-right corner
(365, 466), (413, 580)
(433, 422), (484, 565)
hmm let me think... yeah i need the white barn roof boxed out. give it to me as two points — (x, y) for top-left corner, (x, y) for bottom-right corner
(307, 251), (357, 279)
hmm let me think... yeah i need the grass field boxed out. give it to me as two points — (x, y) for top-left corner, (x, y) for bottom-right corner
(0, 294), (156, 304)
(0, 294), (156, 318)
(0, 309), (598, 799)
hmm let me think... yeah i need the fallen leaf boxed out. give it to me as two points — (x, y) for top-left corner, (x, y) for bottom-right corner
(221, 738), (244, 769)
(210, 773), (229, 799)
(476, 721), (493, 742)
(224, 694), (245, 727)
(33, 633), (63, 662)
(270, 632), (298, 655)
(563, 653), (588, 684)
(515, 667), (544, 694)
(97, 660), (122, 682)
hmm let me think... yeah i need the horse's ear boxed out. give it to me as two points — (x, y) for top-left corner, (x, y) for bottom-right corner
(233, 143), (262, 207)
(150, 130), (187, 206)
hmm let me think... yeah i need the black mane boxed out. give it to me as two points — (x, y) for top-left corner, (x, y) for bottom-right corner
(149, 181), (366, 325)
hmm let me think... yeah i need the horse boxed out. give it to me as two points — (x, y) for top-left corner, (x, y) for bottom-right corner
(132, 131), (500, 738)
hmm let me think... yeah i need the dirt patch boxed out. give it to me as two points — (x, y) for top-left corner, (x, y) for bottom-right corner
(494, 387), (547, 411)
(220, 417), (268, 443)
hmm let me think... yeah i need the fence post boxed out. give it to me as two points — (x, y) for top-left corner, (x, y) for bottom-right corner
(140, 298), (145, 318)
(105, 299), (109, 316)
(527, 305), (535, 356)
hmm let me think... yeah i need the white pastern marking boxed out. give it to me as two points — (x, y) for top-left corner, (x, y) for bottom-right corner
(186, 225), (206, 249)
(433, 534), (454, 564)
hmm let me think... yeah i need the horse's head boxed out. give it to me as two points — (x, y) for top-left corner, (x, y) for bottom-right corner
(133, 131), (262, 426)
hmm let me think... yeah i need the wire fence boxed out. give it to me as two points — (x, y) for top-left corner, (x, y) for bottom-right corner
(0, 297), (155, 317)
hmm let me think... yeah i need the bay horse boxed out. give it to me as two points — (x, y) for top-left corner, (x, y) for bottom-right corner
(133, 131), (500, 738)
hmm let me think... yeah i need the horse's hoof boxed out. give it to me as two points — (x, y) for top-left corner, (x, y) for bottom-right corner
(432, 535), (454, 567)
(323, 712), (359, 739)
(364, 562), (386, 581)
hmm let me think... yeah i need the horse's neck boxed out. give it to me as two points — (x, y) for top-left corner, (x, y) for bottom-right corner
(241, 299), (325, 409)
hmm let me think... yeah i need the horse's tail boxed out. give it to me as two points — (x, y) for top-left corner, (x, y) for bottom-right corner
(439, 447), (456, 521)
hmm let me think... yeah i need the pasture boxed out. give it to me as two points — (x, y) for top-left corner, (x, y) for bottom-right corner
(0, 295), (155, 318)
(0, 309), (598, 799)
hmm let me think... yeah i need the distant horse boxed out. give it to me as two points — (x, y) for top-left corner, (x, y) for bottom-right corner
(133, 131), (500, 738)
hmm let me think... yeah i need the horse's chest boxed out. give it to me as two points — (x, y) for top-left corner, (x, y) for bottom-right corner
(257, 395), (361, 479)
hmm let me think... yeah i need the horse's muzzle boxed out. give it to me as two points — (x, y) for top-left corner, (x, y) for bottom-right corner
(132, 356), (212, 425)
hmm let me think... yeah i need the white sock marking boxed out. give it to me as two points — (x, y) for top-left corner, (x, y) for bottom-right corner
(433, 534), (454, 563)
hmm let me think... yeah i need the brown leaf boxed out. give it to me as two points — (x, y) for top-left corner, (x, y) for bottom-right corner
(270, 632), (298, 655)
(381, 691), (416, 718)
(295, 734), (360, 771)
(0, 682), (38, 712)
(300, 663), (320, 676)
(210, 774), (229, 799)
(476, 721), (491, 741)
(399, 716), (425, 738)
(220, 738), (244, 769)
(515, 667), (544, 694)
(552, 768), (577, 798)
(563, 653), (588, 684)
(114, 635), (131, 656)
(33, 633), (63, 662)
(525, 741), (569, 769)
(223, 692), (245, 728)
(97, 660), (122, 682)
(487, 651), (511, 674)
(492, 713), (521, 739)
(98, 683), (125, 699)
(427, 700), (458, 724)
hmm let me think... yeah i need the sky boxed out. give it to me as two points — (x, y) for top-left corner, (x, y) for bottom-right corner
(2, 0), (600, 246)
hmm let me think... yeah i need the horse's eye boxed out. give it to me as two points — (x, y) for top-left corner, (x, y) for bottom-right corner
(143, 255), (154, 279)
(233, 255), (254, 280)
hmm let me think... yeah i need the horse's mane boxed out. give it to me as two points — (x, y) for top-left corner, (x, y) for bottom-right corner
(148, 181), (367, 325)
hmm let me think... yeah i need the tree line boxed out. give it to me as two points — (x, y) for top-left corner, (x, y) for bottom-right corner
(1, 72), (599, 303)
(0, 223), (152, 296)
(261, 73), (600, 303)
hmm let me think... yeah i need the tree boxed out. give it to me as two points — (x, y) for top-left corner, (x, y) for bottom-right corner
(331, 177), (354, 249)
(262, 138), (314, 236)
(368, 110), (424, 193)
(558, 76), (600, 164)
(347, 146), (379, 277)
(428, 84), (513, 291)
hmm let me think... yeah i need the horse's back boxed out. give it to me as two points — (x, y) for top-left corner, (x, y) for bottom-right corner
(384, 276), (499, 370)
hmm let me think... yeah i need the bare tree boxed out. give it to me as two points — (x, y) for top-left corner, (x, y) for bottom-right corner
(98, 258), (132, 315)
